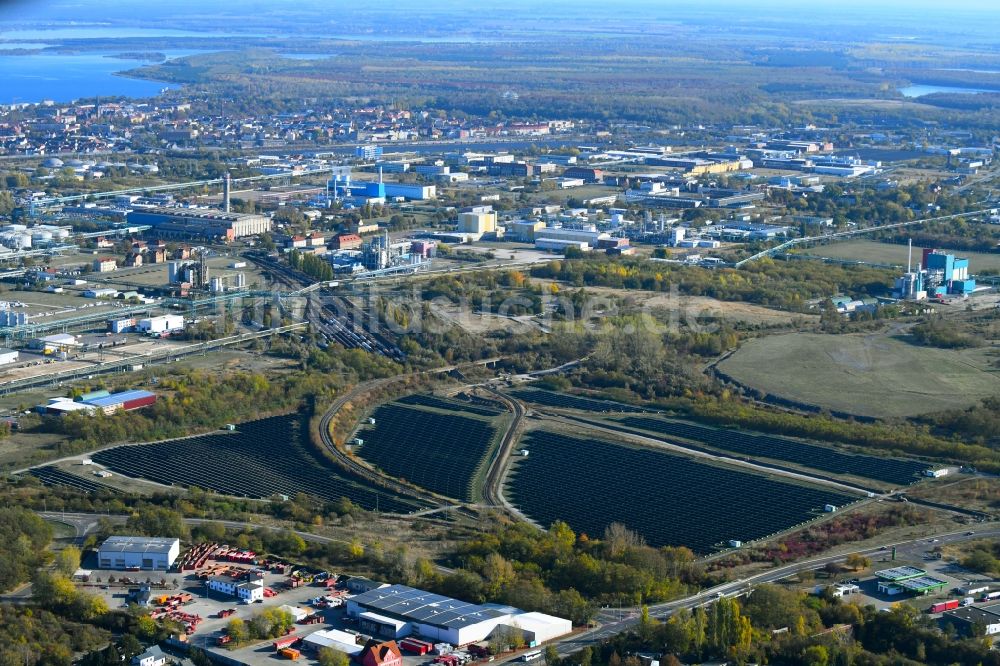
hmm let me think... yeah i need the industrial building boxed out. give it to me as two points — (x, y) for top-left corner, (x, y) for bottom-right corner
(534, 226), (605, 252)
(303, 629), (364, 656)
(98, 536), (180, 570)
(138, 314), (185, 336)
(85, 390), (157, 415)
(894, 247), (976, 300)
(457, 211), (497, 238)
(508, 220), (546, 242)
(944, 604), (1000, 636)
(31, 333), (80, 354)
(0, 348), (18, 365)
(37, 389), (157, 416)
(345, 584), (572, 647)
(127, 207), (271, 240)
(875, 566), (948, 596)
(332, 233), (363, 250)
(206, 576), (264, 604)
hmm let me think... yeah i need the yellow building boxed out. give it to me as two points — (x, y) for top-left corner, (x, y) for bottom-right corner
(457, 211), (497, 236)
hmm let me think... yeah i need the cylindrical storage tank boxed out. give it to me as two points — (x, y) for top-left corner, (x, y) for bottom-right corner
(210, 277), (224, 293)
(16, 233), (32, 249)
(167, 261), (179, 283)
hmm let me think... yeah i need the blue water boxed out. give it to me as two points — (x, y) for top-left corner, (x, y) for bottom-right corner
(900, 83), (1000, 98)
(0, 26), (256, 40)
(0, 52), (176, 104)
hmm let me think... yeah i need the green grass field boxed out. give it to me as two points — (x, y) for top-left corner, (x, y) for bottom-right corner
(717, 332), (1000, 418)
(798, 240), (1000, 272)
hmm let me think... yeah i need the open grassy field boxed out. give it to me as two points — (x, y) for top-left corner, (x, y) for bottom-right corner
(797, 239), (1000, 272)
(717, 331), (1000, 418)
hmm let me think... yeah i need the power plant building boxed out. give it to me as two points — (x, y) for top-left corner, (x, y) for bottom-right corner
(126, 207), (271, 240)
(894, 248), (976, 300)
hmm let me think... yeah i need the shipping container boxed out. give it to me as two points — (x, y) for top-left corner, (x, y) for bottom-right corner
(929, 600), (960, 613)
(279, 648), (301, 660)
(273, 636), (300, 651)
(401, 639), (433, 655)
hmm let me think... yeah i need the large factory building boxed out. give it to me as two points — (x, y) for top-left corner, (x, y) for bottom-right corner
(345, 584), (572, 647)
(126, 207), (271, 240)
(98, 536), (180, 570)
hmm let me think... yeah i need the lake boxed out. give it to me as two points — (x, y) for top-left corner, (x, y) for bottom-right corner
(900, 83), (1000, 98)
(0, 51), (178, 104)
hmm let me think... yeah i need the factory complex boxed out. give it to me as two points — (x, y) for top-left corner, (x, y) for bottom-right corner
(126, 207), (272, 241)
(894, 246), (978, 300)
(345, 584), (572, 647)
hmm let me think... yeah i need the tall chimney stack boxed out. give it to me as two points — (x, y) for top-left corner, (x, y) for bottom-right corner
(223, 172), (231, 213)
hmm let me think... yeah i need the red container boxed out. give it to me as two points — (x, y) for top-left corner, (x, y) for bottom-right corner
(400, 640), (431, 655)
(930, 600), (960, 613)
(273, 636), (300, 651)
(123, 395), (157, 411)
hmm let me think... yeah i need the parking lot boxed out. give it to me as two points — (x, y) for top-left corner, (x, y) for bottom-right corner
(78, 555), (481, 666)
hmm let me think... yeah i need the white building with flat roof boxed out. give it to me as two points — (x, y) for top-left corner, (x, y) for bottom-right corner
(98, 536), (180, 570)
(303, 629), (364, 656)
(206, 576), (264, 604)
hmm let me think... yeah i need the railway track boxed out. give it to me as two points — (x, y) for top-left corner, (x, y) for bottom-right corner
(247, 254), (405, 361)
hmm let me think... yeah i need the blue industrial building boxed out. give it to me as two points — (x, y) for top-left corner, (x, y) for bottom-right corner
(894, 248), (976, 300)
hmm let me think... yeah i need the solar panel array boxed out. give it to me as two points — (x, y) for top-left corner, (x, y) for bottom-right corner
(350, 584), (507, 629)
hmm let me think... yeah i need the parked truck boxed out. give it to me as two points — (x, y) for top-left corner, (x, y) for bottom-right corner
(929, 600), (960, 613)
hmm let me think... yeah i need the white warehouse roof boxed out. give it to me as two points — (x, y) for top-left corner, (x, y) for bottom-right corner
(99, 535), (179, 555)
(303, 629), (363, 655)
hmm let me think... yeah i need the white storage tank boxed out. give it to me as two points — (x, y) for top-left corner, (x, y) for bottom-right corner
(15, 233), (32, 249)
